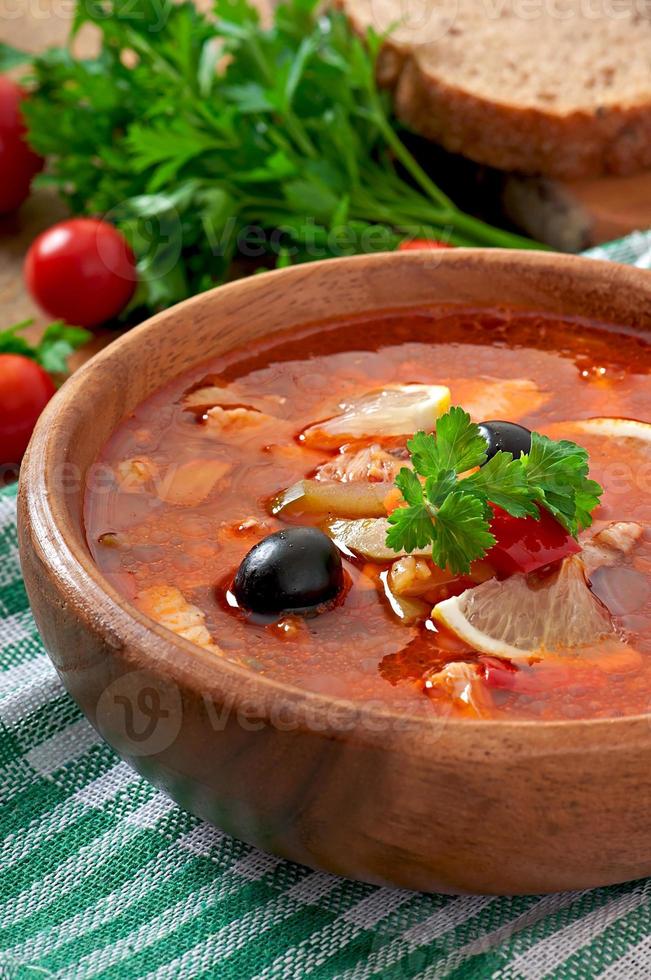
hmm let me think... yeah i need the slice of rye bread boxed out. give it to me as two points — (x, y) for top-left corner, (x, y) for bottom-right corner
(340, 0), (651, 179)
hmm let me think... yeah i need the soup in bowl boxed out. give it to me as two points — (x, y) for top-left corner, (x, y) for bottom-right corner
(18, 250), (651, 894)
(86, 301), (651, 722)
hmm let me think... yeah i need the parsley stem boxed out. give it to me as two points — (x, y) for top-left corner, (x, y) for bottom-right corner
(242, 33), (275, 86)
(282, 111), (318, 159)
(370, 109), (455, 212)
(366, 107), (545, 250)
(450, 211), (544, 250)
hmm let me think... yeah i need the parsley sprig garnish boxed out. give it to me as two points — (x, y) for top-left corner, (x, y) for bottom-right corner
(386, 407), (603, 574)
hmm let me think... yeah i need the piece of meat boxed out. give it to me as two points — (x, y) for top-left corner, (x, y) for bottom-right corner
(423, 661), (492, 718)
(183, 377), (285, 416)
(315, 443), (408, 483)
(390, 556), (435, 595)
(582, 521), (644, 574)
(203, 406), (274, 434)
(389, 555), (494, 597)
(379, 569), (429, 624)
(115, 457), (158, 493)
(135, 585), (222, 653)
(157, 459), (231, 506)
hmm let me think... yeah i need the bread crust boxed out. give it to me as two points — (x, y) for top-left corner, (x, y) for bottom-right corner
(348, 8), (651, 179)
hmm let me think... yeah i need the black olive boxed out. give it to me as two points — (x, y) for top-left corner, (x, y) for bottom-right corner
(233, 526), (344, 615)
(478, 420), (532, 462)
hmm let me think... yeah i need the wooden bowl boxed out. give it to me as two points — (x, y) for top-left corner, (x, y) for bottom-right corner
(18, 249), (651, 895)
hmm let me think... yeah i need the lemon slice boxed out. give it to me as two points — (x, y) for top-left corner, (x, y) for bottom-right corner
(569, 418), (651, 441)
(301, 384), (451, 448)
(432, 557), (616, 660)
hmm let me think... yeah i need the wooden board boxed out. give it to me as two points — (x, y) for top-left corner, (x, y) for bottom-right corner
(502, 171), (651, 252)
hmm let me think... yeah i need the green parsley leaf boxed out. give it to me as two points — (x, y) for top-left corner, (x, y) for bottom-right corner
(0, 320), (90, 377)
(430, 492), (496, 575)
(433, 406), (489, 473)
(521, 433), (603, 535)
(407, 409), (488, 478)
(461, 451), (539, 519)
(37, 323), (92, 374)
(574, 480), (604, 532)
(386, 505), (434, 553)
(405, 430), (441, 477)
(424, 470), (458, 507)
(0, 320), (36, 359)
(386, 467), (435, 552)
(394, 467), (425, 507)
(0, 43), (32, 71)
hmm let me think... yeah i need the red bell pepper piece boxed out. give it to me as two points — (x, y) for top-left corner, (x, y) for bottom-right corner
(480, 656), (602, 696)
(486, 506), (580, 577)
(479, 656), (519, 691)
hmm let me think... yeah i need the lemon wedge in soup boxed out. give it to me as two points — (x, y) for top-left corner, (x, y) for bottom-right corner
(301, 384), (451, 448)
(432, 557), (616, 661)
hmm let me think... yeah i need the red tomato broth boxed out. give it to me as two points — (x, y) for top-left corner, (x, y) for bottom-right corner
(85, 307), (651, 721)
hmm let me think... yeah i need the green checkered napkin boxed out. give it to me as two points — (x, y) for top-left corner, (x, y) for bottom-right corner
(1, 232), (650, 980)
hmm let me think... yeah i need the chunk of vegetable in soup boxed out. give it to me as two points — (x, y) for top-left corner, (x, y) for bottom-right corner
(85, 307), (651, 721)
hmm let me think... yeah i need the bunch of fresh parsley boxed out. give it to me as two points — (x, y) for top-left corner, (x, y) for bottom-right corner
(0, 320), (90, 376)
(6, 0), (538, 316)
(386, 407), (603, 574)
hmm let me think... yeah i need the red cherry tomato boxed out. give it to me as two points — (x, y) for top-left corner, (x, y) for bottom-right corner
(0, 354), (56, 465)
(487, 506), (580, 577)
(398, 239), (454, 251)
(25, 218), (137, 327)
(0, 77), (44, 214)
